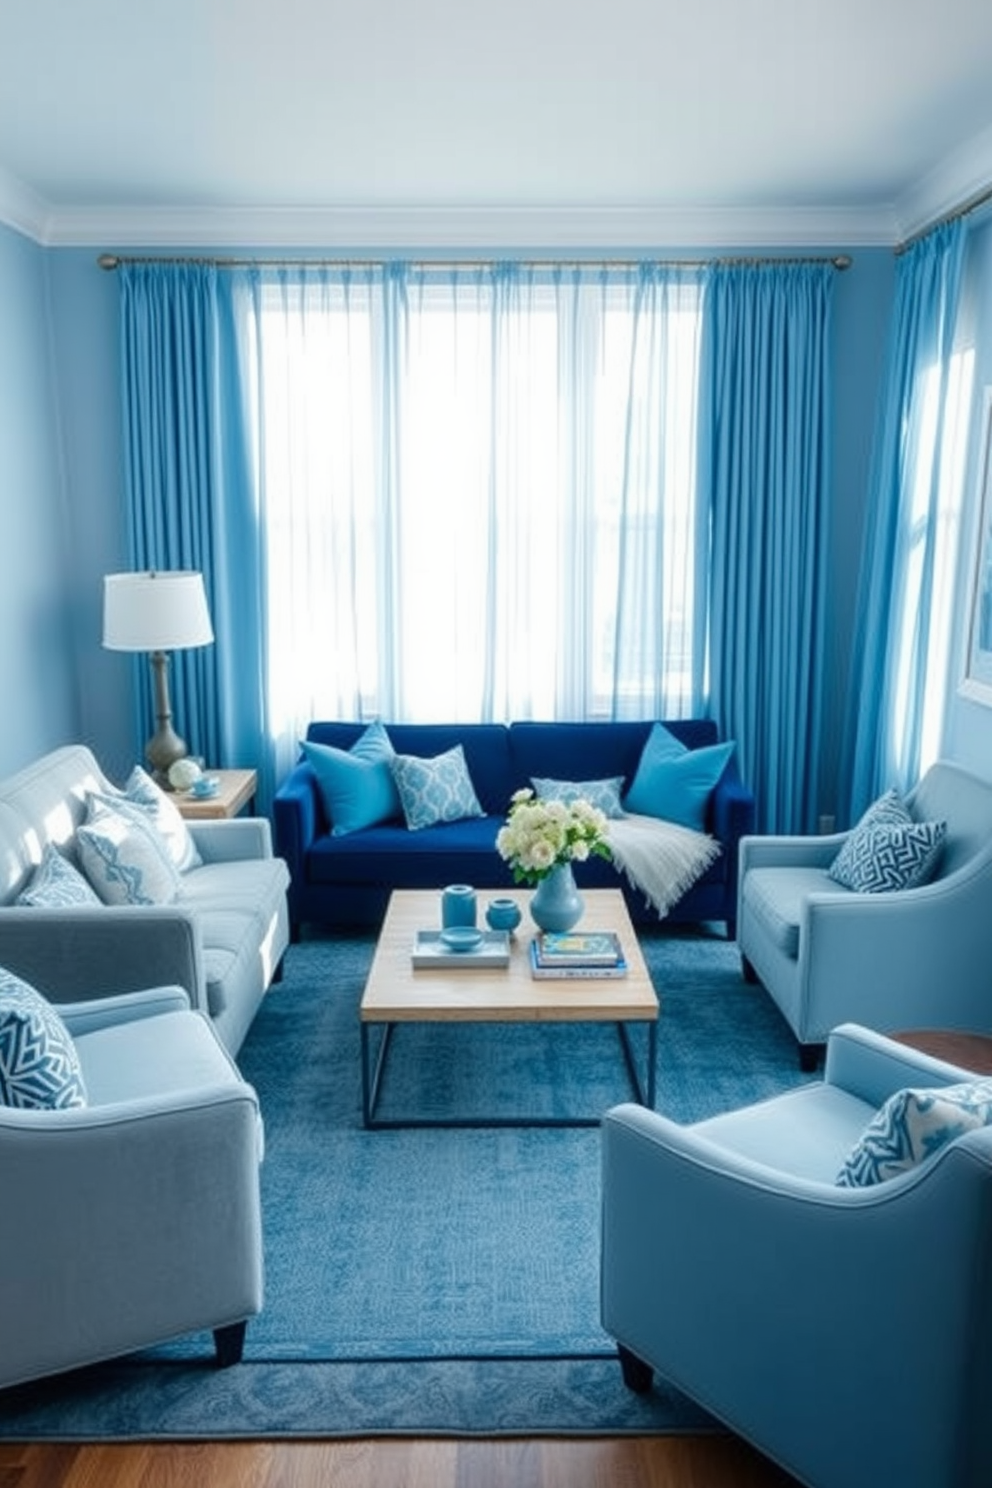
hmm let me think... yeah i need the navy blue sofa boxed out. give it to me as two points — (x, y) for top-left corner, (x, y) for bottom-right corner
(273, 719), (754, 937)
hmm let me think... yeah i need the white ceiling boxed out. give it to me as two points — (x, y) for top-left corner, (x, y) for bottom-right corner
(3, 0), (992, 249)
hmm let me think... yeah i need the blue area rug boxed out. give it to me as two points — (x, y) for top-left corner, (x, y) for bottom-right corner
(0, 924), (809, 1439)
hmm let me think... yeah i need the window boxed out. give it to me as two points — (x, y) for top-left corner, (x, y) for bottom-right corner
(246, 264), (704, 751)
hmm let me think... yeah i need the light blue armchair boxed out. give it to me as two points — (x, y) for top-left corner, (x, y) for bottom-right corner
(737, 760), (992, 1068)
(0, 984), (264, 1390)
(601, 1024), (992, 1488)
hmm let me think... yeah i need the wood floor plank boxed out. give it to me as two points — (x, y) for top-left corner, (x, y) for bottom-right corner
(0, 1438), (802, 1488)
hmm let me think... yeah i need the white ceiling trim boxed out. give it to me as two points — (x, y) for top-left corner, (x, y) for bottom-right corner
(0, 165), (50, 243)
(892, 120), (992, 242)
(17, 200), (902, 252)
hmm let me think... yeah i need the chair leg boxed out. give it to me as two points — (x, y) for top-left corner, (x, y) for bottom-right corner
(741, 952), (758, 984)
(213, 1320), (247, 1368)
(617, 1343), (654, 1394)
(798, 1042), (824, 1073)
(271, 954), (285, 985)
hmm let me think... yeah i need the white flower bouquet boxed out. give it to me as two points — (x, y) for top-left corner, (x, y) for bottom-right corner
(496, 788), (612, 886)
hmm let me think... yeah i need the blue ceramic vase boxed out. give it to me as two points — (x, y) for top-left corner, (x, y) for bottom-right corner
(529, 862), (584, 933)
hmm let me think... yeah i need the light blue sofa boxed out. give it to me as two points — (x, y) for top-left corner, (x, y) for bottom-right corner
(601, 1024), (992, 1488)
(737, 760), (992, 1066)
(0, 984), (263, 1390)
(0, 745), (290, 1054)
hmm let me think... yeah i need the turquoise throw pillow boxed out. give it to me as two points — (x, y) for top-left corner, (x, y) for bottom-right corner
(837, 1080), (992, 1187)
(623, 723), (734, 831)
(390, 745), (484, 831)
(0, 967), (88, 1110)
(302, 721), (402, 836)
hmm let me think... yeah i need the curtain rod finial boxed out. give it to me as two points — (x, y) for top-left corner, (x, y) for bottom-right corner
(97, 253), (120, 271)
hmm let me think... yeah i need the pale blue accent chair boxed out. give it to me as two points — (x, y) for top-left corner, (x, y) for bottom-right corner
(737, 760), (992, 1068)
(601, 1023), (992, 1488)
(0, 986), (264, 1390)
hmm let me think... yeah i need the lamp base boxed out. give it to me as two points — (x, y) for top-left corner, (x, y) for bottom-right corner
(146, 650), (188, 790)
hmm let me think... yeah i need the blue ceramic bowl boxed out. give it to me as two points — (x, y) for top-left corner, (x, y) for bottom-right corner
(440, 926), (485, 953)
(485, 897), (522, 933)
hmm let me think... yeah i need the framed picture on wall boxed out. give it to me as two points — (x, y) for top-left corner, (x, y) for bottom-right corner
(961, 385), (992, 707)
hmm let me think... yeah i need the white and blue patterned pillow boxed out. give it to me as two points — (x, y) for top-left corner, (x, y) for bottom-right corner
(390, 745), (484, 831)
(16, 843), (101, 907)
(837, 1080), (992, 1187)
(829, 788), (946, 893)
(76, 798), (183, 906)
(0, 967), (87, 1110)
(532, 776), (625, 819)
(91, 766), (202, 873)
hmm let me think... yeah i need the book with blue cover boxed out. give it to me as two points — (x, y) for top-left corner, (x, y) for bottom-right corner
(529, 938), (628, 980)
(534, 930), (624, 966)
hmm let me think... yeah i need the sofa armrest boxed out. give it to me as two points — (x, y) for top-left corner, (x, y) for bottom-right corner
(189, 817), (274, 863)
(272, 762), (321, 872)
(739, 831), (844, 873)
(0, 907), (208, 1014)
(60, 986), (193, 1036)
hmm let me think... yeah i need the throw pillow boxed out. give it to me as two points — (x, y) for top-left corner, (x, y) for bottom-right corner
(120, 765), (203, 871)
(390, 745), (485, 831)
(836, 1080), (992, 1187)
(302, 721), (402, 835)
(622, 723), (735, 831)
(76, 798), (183, 906)
(0, 967), (87, 1110)
(531, 776), (625, 819)
(15, 843), (101, 907)
(828, 789), (946, 893)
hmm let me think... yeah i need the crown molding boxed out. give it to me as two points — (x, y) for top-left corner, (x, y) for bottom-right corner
(0, 165), (50, 243)
(893, 121), (992, 243)
(1, 196), (901, 253)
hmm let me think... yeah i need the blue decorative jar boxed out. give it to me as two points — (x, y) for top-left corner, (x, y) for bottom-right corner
(529, 862), (584, 934)
(485, 897), (523, 934)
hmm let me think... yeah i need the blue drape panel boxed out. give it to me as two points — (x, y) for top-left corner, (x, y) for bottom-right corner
(841, 220), (966, 821)
(700, 263), (835, 834)
(119, 264), (268, 799)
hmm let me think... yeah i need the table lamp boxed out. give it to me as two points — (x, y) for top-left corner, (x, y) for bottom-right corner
(103, 570), (214, 787)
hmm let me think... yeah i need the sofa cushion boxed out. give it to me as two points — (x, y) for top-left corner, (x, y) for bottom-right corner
(743, 866), (847, 958)
(76, 798), (183, 906)
(391, 745), (485, 831)
(829, 790), (946, 893)
(301, 721), (401, 835)
(623, 722), (735, 831)
(836, 1080), (992, 1187)
(0, 967), (88, 1109)
(532, 776), (625, 818)
(15, 843), (101, 907)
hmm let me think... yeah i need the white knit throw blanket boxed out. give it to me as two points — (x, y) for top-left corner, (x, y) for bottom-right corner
(607, 813), (722, 919)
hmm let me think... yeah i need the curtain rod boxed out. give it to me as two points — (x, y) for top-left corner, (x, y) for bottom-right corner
(897, 181), (992, 254)
(97, 251), (852, 272)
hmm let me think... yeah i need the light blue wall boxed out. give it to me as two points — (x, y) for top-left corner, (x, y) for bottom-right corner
(0, 223), (80, 776)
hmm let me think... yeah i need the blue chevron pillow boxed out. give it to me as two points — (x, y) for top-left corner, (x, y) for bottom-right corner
(0, 968), (87, 1110)
(829, 789), (946, 893)
(837, 1080), (992, 1187)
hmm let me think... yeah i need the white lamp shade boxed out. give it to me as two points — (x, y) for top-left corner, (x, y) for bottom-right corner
(103, 571), (214, 652)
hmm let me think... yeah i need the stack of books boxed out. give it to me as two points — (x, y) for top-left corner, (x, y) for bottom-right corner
(529, 929), (628, 980)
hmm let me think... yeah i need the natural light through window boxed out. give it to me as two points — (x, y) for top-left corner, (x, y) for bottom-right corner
(247, 265), (704, 754)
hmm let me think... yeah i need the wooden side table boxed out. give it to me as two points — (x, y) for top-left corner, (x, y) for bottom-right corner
(890, 1029), (992, 1075)
(174, 768), (258, 821)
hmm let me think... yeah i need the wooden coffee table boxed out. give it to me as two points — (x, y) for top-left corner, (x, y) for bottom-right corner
(360, 888), (659, 1129)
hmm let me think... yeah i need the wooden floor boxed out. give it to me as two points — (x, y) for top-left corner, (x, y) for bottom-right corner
(0, 1436), (802, 1487)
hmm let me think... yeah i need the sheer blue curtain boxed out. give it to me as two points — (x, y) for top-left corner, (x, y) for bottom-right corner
(842, 220), (967, 821)
(230, 261), (707, 786)
(699, 262), (835, 834)
(118, 263), (269, 798)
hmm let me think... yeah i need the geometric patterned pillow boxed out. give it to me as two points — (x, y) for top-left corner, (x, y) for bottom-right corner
(390, 745), (485, 831)
(89, 765), (202, 873)
(828, 788), (945, 892)
(15, 843), (102, 907)
(0, 967), (87, 1109)
(532, 776), (626, 819)
(828, 819), (946, 894)
(76, 798), (183, 906)
(836, 1080), (992, 1186)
